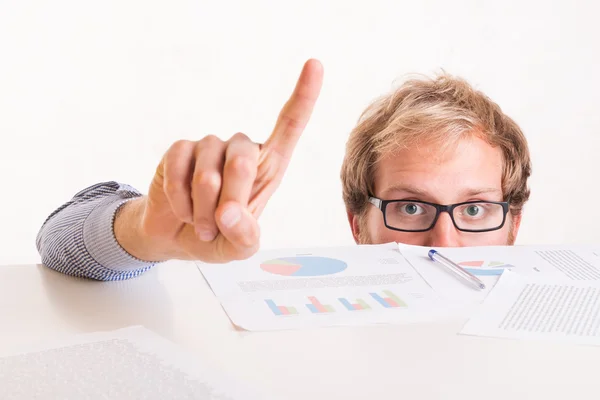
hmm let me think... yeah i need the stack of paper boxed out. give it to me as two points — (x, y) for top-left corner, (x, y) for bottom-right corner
(399, 244), (600, 346)
(199, 242), (600, 346)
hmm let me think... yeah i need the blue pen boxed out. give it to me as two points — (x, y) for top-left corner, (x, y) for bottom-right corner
(428, 249), (486, 290)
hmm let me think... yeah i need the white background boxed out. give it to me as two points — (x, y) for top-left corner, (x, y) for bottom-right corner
(0, 0), (599, 265)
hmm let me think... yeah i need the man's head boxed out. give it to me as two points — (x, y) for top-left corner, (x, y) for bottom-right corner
(341, 73), (531, 247)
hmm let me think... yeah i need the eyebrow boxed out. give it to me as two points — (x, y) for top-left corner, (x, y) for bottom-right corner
(381, 185), (502, 198)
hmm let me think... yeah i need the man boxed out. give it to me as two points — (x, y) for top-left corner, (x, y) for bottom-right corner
(36, 59), (531, 281)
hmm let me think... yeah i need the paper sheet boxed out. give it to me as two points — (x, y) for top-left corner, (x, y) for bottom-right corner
(198, 243), (453, 331)
(399, 244), (600, 306)
(460, 270), (600, 346)
(0, 326), (261, 399)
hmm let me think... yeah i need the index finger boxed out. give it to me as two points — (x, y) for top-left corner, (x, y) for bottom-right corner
(263, 59), (324, 160)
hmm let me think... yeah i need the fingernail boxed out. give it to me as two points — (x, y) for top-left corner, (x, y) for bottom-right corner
(220, 205), (241, 228)
(196, 228), (216, 242)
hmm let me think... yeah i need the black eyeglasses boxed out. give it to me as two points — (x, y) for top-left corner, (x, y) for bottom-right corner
(368, 196), (510, 233)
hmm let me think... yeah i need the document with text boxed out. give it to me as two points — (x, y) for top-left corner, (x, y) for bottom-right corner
(198, 243), (454, 331)
(460, 270), (600, 346)
(399, 243), (600, 307)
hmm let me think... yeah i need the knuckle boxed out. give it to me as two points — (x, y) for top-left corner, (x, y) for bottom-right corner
(195, 135), (224, 158)
(230, 132), (250, 142)
(169, 139), (193, 154)
(199, 134), (222, 148)
(226, 155), (255, 178)
(192, 170), (221, 192)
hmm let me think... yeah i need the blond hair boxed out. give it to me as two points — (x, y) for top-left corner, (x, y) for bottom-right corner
(341, 73), (531, 228)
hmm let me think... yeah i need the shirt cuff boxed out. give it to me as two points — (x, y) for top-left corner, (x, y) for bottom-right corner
(83, 196), (157, 272)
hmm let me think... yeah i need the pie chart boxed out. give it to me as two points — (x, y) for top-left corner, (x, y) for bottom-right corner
(459, 260), (515, 276)
(260, 256), (347, 277)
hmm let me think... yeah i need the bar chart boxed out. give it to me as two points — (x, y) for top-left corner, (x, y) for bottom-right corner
(369, 290), (407, 308)
(305, 296), (335, 313)
(338, 297), (371, 311)
(265, 291), (408, 317)
(265, 299), (299, 316)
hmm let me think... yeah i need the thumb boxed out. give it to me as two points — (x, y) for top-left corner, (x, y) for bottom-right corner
(215, 202), (260, 259)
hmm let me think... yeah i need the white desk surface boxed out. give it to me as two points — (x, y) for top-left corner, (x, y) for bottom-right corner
(1, 262), (599, 400)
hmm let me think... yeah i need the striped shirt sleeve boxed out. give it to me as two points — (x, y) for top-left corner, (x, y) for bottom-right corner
(36, 181), (157, 281)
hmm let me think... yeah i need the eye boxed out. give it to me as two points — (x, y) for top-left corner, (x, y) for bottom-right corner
(458, 203), (491, 219)
(465, 205), (480, 216)
(401, 203), (424, 215)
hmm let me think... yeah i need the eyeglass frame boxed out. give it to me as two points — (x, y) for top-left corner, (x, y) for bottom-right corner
(368, 196), (511, 233)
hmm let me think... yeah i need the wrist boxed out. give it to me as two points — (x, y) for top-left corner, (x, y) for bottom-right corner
(114, 197), (170, 262)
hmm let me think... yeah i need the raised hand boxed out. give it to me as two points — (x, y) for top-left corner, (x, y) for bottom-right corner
(118, 60), (324, 263)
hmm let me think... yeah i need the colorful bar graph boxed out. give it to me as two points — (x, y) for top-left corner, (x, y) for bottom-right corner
(357, 299), (371, 310)
(265, 299), (298, 316)
(338, 297), (371, 311)
(306, 296), (334, 313)
(306, 304), (318, 313)
(339, 298), (354, 311)
(369, 290), (407, 308)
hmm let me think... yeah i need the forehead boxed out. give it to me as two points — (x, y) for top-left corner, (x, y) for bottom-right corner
(373, 136), (504, 200)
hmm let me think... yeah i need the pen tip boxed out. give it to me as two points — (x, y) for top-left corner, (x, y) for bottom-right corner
(479, 283), (486, 290)
(428, 249), (436, 260)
